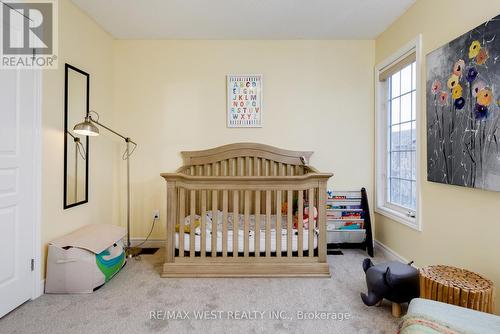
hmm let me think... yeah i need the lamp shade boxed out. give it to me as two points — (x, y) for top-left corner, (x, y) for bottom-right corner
(73, 116), (99, 136)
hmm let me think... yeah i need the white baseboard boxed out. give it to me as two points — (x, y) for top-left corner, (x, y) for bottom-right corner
(374, 239), (412, 265)
(129, 238), (165, 248)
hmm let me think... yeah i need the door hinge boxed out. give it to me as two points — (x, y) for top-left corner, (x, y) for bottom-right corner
(31, 258), (34, 271)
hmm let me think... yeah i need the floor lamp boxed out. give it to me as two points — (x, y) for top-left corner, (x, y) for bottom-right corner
(73, 111), (141, 258)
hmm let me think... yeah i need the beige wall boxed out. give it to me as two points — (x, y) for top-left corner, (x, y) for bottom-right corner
(375, 0), (500, 313)
(41, 0), (119, 275)
(112, 40), (375, 239)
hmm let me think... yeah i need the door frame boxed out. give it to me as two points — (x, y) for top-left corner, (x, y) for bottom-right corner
(31, 69), (43, 299)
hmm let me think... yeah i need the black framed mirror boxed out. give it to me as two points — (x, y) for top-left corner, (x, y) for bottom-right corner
(64, 63), (89, 209)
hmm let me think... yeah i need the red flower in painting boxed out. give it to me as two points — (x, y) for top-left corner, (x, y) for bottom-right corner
(453, 59), (465, 77)
(476, 48), (489, 65)
(431, 79), (442, 95)
(438, 91), (449, 106)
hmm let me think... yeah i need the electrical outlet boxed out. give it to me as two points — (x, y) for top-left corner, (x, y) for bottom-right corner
(153, 209), (160, 220)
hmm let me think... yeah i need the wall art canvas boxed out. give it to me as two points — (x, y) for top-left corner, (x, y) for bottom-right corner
(227, 74), (263, 128)
(427, 14), (500, 191)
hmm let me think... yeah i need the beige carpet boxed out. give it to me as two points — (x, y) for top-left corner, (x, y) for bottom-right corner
(0, 249), (401, 334)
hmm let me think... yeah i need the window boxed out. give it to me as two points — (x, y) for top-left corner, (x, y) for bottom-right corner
(388, 63), (417, 210)
(375, 36), (421, 230)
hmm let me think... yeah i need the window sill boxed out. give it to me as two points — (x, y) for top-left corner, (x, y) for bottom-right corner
(375, 205), (421, 231)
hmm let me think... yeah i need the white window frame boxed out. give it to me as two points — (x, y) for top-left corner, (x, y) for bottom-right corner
(375, 35), (422, 231)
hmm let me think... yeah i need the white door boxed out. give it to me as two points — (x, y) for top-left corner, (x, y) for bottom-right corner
(0, 67), (38, 317)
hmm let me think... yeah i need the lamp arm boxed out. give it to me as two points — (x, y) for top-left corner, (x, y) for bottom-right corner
(88, 116), (137, 145)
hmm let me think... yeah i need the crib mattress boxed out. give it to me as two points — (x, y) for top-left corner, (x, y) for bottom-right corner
(175, 229), (317, 253)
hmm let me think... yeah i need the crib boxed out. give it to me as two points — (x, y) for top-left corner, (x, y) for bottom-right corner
(161, 143), (333, 277)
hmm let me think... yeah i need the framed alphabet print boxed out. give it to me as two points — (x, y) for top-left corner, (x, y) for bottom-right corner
(227, 74), (263, 128)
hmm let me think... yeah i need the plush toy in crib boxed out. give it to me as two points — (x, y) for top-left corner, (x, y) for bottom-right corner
(281, 198), (299, 215)
(293, 206), (318, 230)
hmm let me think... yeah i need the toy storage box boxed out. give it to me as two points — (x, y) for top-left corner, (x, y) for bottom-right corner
(45, 224), (126, 294)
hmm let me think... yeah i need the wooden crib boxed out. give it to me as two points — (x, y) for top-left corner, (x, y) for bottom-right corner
(161, 143), (333, 277)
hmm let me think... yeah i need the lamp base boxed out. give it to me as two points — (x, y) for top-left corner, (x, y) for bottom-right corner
(126, 246), (142, 258)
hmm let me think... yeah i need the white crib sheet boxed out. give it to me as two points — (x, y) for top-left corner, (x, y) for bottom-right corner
(176, 210), (317, 252)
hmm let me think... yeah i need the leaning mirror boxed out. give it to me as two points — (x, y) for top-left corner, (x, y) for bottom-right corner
(64, 63), (89, 209)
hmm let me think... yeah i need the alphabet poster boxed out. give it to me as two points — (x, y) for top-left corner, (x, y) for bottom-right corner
(227, 75), (263, 128)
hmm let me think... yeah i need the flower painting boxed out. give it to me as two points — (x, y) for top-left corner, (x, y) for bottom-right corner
(427, 14), (500, 191)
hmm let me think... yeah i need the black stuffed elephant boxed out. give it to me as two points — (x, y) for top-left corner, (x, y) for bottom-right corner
(360, 258), (419, 316)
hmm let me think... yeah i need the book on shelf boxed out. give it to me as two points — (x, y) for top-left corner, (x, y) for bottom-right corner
(327, 219), (365, 230)
(326, 204), (362, 210)
(327, 190), (362, 200)
(338, 222), (364, 230)
(327, 210), (363, 220)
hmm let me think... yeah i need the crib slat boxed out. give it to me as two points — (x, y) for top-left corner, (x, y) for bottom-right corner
(255, 191), (261, 257)
(265, 190), (271, 257)
(297, 190), (303, 257)
(233, 191), (239, 257)
(287, 190), (293, 257)
(166, 183), (177, 263)
(222, 190), (228, 257)
(211, 162), (217, 176)
(318, 187), (326, 262)
(245, 157), (250, 176)
(286, 164), (292, 176)
(308, 188), (315, 258)
(222, 160), (228, 176)
(244, 191), (250, 257)
(190, 190), (196, 257)
(200, 190), (207, 258)
(178, 188), (185, 257)
(212, 190), (218, 257)
(276, 190), (282, 257)
(261, 160), (266, 212)
(253, 157), (259, 176)
(229, 158), (235, 176)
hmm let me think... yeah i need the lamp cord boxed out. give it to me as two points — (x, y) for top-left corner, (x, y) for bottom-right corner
(122, 142), (137, 160)
(133, 217), (157, 249)
(75, 140), (86, 160)
(89, 110), (100, 122)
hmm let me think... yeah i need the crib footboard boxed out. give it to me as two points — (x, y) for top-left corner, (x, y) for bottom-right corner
(161, 173), (332, 277)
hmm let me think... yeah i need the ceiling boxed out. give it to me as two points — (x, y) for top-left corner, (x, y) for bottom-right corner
(70, 0), (415, 40)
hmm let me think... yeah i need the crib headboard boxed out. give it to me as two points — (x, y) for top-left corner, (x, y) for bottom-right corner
(177, 143), (315, 176)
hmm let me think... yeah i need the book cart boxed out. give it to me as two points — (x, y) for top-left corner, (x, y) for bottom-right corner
(326, 188), (373, 257)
